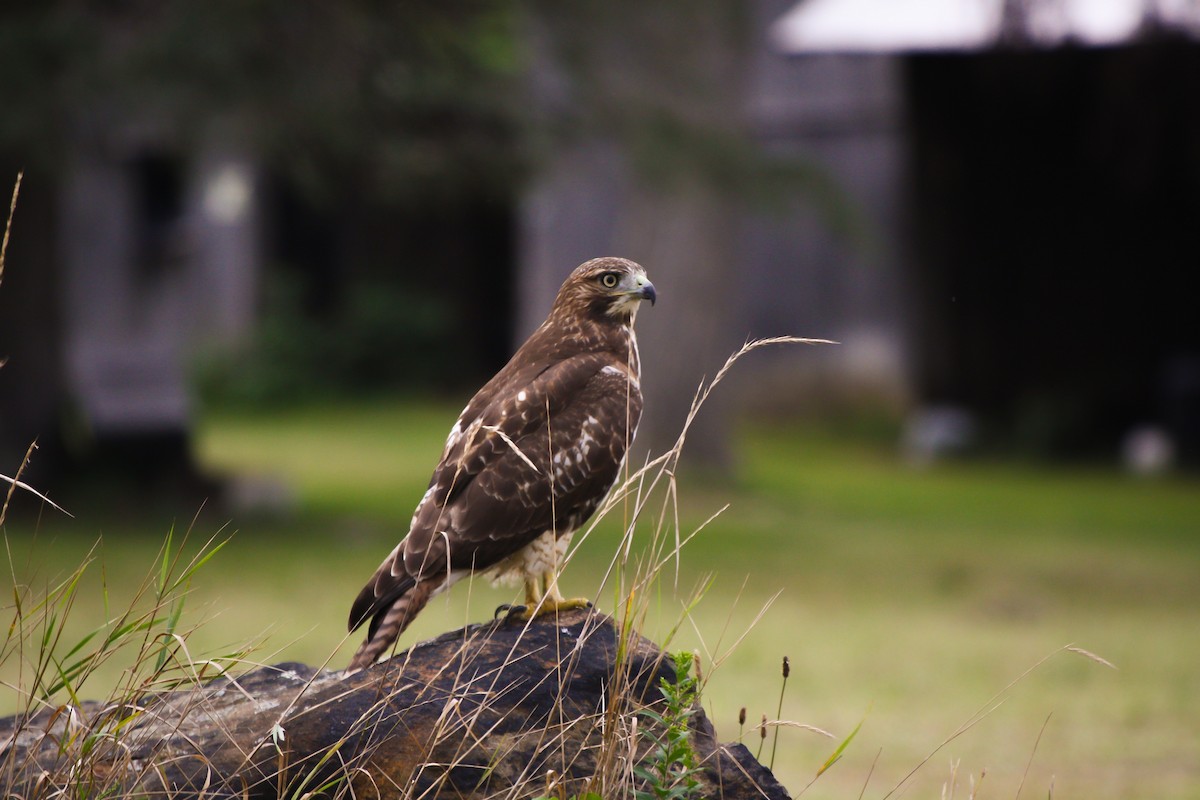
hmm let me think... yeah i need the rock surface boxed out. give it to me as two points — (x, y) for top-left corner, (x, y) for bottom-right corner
(1, 609), (789, 799)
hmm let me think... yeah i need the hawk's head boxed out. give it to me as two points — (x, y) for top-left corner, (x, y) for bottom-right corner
(552, 257), (657, 325)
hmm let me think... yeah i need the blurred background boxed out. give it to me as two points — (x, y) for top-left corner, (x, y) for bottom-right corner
(1, 1), (1198, 798)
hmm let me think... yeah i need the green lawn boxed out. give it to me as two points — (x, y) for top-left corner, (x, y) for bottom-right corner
(4, 398), (1198, 799)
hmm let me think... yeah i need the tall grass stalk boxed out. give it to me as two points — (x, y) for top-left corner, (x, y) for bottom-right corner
(1, 521), (250, 797)
(769, 655), (789, 770)
(881, 644), (1115, 800)
(0, 170), (20, 289)
(0, 172), (68, 525)
(553, 337), (833, 795)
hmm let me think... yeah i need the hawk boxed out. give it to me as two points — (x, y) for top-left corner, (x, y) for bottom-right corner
(347, 257), (656, 670)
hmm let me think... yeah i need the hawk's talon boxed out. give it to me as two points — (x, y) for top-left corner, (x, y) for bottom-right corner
(494, 603), (528, 620)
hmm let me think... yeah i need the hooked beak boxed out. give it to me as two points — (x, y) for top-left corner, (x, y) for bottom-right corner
(638, 281), (657, 306)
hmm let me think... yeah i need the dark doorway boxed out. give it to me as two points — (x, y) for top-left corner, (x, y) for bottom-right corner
(267, 178), (517, 393)
(905, 40), (1200, 460)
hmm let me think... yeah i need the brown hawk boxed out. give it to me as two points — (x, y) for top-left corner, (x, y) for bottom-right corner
(347, 257), (656, 670)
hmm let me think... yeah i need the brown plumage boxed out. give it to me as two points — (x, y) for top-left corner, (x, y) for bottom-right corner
(347, 257), (656, 670)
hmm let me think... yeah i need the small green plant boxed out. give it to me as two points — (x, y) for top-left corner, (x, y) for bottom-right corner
(633, 650), (703, 800)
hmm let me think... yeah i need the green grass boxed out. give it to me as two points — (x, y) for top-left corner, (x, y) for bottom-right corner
(4, 398), (1199, 799)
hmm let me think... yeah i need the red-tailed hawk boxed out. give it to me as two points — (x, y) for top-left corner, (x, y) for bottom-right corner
(347, 257), (656, 670)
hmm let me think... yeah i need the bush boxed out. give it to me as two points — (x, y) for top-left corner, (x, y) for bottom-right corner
(194, 273), (457, 408)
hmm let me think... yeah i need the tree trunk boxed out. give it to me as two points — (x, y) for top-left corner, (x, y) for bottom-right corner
(522, 0), (753, 472)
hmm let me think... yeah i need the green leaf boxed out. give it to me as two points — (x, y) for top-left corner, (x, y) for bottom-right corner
(156, 594), (188, 671)
(158, 525), (174, 592)
(817, 711), (867, 777)
(639, 709), (669, 727)
(60, 629), (100, 662)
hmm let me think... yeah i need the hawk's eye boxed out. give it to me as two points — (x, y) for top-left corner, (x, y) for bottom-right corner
(599, 272), (620, 289)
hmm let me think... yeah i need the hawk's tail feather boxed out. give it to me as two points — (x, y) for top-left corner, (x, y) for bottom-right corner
(347, 578), (438, 671)
(348, 572), (417, 634)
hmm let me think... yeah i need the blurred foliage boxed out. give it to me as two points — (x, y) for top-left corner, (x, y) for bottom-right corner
(527, 0), (860, 231)
(193, 273), (454, 408)
(0, 0), (858, 412)
(0, 1), (842, 208)
(0, 1), (525, 203)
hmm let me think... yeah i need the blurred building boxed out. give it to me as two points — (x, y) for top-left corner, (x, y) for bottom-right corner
(61, 131), (260, 439)
(0, 122), (260, 491)
(522, 0), (1200, 464)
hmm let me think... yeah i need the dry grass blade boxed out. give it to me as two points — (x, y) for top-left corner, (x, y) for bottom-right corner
(665, 336), (837, 473)
(483, 424), (541, 474)
(2, 440), (73, 526)
(1066, 645), (1117, 670)
(855, 747), (882, 800)
(568, 335), (835, 636)
(0, 171), (20, 289)
(1014, 713), (1052, 800)
(883, 643), (1115, 799)
(970, 769), (987, 800)
(0, 172), (69, 526)
(760, 719), (835, 739)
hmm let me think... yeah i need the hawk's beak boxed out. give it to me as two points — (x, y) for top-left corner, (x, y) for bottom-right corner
(638, 281), (657, 306)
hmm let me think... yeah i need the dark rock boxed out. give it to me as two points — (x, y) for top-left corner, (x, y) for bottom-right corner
(0, 609), (789, 799)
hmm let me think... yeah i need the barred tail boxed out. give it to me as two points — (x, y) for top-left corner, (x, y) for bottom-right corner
(346, 578), (438, 671)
